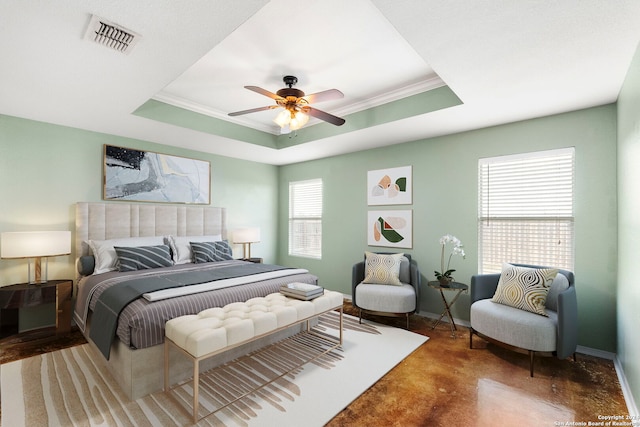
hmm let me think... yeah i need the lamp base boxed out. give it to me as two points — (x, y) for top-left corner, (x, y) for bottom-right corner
(28, 257), (48, 284)
(242, 243), (252, 260)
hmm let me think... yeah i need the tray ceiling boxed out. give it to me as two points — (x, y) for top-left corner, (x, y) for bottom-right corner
(1, 1), (640, 165)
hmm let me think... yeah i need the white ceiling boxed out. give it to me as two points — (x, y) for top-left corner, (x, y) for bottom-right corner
(1, 1), (640, 165)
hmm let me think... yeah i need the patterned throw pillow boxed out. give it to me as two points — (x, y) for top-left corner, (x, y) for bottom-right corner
(362, 252), (404, 286)
(214, 240), (233, 258)
(492, 263), (559, 316)
(168, 235), (222, 264)
(190, 241), (234, 263)
(114, 245), (173, 272)
(88, 236), (166, 274)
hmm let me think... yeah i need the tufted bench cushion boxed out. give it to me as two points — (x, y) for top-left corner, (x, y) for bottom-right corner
(164, 290), (344, 422)
(166, 291), (343, 358)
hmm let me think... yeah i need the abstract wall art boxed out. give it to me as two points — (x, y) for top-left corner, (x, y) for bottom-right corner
(367, 166), (412, 205)
(103, 145), (210, 204)
(367, 210), (413, 248)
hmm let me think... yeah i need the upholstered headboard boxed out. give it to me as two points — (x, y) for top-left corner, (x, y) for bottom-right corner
(75, 202), (227, 259)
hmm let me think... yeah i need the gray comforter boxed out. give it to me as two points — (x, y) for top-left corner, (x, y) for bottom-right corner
(73, 260), (318, 353)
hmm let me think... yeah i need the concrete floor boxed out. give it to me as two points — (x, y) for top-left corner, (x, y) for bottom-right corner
(327, 303), (629, 427)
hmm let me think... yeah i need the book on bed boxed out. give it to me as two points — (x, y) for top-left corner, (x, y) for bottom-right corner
(280, 282), (324, 300)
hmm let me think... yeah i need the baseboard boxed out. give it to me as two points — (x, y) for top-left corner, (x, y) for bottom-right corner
(613, 356), (640, 417)
(576, 345), (615, 360)
(344, 295), (471, 328)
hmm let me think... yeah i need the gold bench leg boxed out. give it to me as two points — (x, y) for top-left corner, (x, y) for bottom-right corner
(339, 307), (343, 345)
(193, 359), (199, 423)
(164, 340), (169, 392)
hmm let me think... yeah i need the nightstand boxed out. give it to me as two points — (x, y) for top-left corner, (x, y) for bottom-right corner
(242, 258), (263, 263)
(0, 279), (72, 338)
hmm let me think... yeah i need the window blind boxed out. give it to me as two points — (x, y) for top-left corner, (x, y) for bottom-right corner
(478, 148), (575, 273)
(289, 178), (323, 259)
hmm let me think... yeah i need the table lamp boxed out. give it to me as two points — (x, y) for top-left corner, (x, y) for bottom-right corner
(1, 231), (72, 284)
(233, 227), (260, 260)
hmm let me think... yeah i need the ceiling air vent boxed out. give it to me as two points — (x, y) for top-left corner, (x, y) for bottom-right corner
(84, 15), (141, 54)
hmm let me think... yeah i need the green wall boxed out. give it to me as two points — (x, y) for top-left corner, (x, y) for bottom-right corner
(0, 115), (279, 330)
(616, 41), (640, 411)
(0, 102), (621, 355)
(278, 104), (618, 352)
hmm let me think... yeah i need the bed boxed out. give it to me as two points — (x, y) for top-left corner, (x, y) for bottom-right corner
(74, 202), (319, 399)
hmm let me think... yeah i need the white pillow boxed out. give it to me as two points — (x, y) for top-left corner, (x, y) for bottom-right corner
(168, 235), (222, 264)
(88, 236), (167, 274)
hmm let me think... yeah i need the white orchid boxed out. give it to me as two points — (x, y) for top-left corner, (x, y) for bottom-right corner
(435, 234), (466, 281)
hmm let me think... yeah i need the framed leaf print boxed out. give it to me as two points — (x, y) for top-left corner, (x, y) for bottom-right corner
(367, 210), (413, 249)
(367, 166), (412, 205)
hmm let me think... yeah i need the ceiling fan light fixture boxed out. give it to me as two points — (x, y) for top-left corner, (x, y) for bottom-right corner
(273, 109), (291, 128)
(289, 111), (309, 130)
(231, 75), (345, 130)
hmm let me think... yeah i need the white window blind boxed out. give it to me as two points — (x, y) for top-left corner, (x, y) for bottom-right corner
(478, 147), (575, 273)
(289, 178), (322, 259)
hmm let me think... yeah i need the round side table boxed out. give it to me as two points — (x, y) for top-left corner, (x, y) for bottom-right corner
(427, 281), (468, 337)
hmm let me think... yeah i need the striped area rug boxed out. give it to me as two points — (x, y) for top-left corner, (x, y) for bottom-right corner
(1, 312), (427, 426)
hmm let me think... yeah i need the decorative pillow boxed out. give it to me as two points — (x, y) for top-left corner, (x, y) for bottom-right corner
(115, 245), (173, 272)
(87, 236), (166, 274)
(362, 252), (404, 286)
(190, 241), (234, 263)
(214, 240), (233, 259)
(492, 263), (559, 316)
(168, 235), (222, 264)
(76, 256), (96, 277)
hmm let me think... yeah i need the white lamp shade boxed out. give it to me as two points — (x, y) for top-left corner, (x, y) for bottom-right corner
(1, 231), (71, 259)
(273, 110), (292, 128)
(289, 112), (309, 130)
(233, 227), (261, 244)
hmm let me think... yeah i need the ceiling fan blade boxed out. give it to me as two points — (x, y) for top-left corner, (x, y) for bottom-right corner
(303, 106), (346, 126)
(303, 89), (344, 104)
(228, 105), (279, 116)
(244, 86), (283, 100)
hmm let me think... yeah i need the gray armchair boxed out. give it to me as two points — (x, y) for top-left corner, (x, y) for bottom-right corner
(469, 264), (578, 376)
(351, 253), (420, 329)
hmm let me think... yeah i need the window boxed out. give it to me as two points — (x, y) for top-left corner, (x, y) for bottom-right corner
(289, 178), (322, 259)
(478, 147), (575, 273)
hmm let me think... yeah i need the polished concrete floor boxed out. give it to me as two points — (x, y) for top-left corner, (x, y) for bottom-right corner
(328, 302), (629, 427)
(0, 304), (630, 427)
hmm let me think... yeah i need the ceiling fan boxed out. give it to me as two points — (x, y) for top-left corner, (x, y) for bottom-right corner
(228, 75), (346, 130)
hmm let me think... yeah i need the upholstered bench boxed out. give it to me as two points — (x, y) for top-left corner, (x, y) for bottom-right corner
(164, 290), (344, 422)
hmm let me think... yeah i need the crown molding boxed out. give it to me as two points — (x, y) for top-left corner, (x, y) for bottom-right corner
(151, 92), (280, 134)
(331, 75), (446, 117)
(152, 75), (445, 134)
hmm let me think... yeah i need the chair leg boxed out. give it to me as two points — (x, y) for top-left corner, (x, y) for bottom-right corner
(469, 328), (473, 349)
(359, 308), (362, 324)
(405, 313), (409, 329)
(573, 352), (577, 362)
(529, 351), (534, 377)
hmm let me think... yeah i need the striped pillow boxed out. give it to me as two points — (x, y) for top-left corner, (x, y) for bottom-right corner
(190, 241), (234, 263)
(492, 263), (559, 316)
(114, 245), (173, 272)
